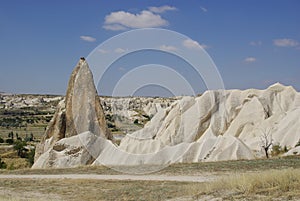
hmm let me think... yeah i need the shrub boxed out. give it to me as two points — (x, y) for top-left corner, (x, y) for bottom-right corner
(13, 140), (27, 158)
(0, 158), (6, 169)
(0, 137), (4, 143)
(272, 144), (288, 156)
(5, 138), (14, 144)
(272, 144), (281, 156)
(26, 148), (35, 166)
(8, 162), (15, 170)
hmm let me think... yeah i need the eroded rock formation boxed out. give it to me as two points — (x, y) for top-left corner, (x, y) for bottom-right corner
(33, 58), (300, 169)
(33, 58), (113, 167)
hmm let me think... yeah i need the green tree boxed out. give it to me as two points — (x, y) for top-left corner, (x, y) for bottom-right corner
(13, 140), (27, 158)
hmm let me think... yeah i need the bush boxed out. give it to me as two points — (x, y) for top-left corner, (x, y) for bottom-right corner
(26, 148), (35, 166)
(272, 144), (288, 156)
(5, 138), (14, 144)
(0, 157), (6, 169)
(13, 140), (27, 158)
(0, 137), (4, 143)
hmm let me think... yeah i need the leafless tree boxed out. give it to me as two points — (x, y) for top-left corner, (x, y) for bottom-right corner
(260, 128), (273, 158)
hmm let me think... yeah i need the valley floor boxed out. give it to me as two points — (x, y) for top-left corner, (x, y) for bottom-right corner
(0, 157), (299, 201)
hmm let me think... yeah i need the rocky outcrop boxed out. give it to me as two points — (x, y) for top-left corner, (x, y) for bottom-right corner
(33, 58), (300, 169)
(33, 131), (114, 168)
(33, 58), (113, 167)
(115, 83), (300, 163)
(63, 58), (112, 139)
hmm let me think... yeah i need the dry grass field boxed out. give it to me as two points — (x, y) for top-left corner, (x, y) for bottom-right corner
(0, 157), (299, 200)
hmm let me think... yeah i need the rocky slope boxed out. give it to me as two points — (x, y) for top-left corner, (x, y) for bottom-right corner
(115, 83), (300, 165)
(31, 59), (300, 169)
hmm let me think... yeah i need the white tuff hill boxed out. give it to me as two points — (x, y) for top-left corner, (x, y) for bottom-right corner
(33, 59), (300, 169)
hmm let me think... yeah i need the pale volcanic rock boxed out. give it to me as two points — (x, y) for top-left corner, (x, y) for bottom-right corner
(33, 58), (300, 168)
(115, 83), (300, 162)
(33, 58), (113, 168)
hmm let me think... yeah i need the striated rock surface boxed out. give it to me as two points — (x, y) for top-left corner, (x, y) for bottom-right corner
(63, 58), (112, 139)
(33, 58), (113, 167)
(34, 131), (112, 168)
(115, 83), (300, 163)
(33, 58), (300, 169)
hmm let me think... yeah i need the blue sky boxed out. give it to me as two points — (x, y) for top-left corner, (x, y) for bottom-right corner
(0, 0), (299, 95)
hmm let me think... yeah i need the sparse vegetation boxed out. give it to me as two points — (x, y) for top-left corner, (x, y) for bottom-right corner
(199, 168), (300, 200)
(0, 156), (299, 200)
(26, 148), (35, 166)
(271, 144), (288, 156)
(0, 168), (299, 200)
(0, 158), (6, 169)
(5, 139), (14, 144)
(1, 156), (299, 175)
(0, 179), (204, 201)
(260, 128), (273, 158)
(13, 140), (27, 158)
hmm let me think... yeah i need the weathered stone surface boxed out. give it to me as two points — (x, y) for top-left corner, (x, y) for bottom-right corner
(34, 100), (66, 162)
(33, 131), (107, 168)
(33, 58), (113, 166)
(33, 61), (300, 169)
(115, 83), (300, 162)
(64, 58), (112, 139)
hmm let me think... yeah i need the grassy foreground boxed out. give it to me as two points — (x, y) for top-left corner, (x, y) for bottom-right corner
(0, 157), (299, 200)
(201, 168), (300, 200)
(1, 156), (299, 175)
(0, 169), (299, 200)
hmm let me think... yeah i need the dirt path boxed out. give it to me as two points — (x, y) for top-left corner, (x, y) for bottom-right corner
(0, 174), (214, 183)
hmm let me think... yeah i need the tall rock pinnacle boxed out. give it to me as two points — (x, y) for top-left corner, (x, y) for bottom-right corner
(34, 58), (113, 162)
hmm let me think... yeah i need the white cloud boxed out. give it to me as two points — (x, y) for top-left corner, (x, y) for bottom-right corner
(159, 45), (178, 51)
(148, 5), (177, 13)
(102, 24), (127, 31)
(249, 41), (262, 46)
(98, 49), (109, 54)
(80, 36), (96, 42)
(103, 10), (168, 30)
(273, 38), (299, 47)
(200, 6), (208, 12)
(114, 48), (126, 53)
(183, 39), (208, 49)
(244, 57), (257, 63)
